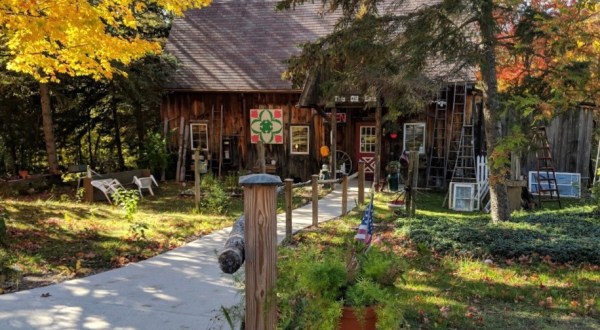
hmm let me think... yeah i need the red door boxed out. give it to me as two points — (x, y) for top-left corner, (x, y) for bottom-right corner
(355, 123), (376, 180)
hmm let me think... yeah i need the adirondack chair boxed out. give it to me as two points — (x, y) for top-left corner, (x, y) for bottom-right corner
(90, 178), (124, 203)
(133, 175), (159, 197)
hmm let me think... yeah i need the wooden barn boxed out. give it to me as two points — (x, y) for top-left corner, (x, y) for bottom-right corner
(162, 0), (482, 184)
(162, 0), (598, 200)
(162, 1), (338, 181)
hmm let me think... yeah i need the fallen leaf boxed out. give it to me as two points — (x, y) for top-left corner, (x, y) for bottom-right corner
(440, 305), (450, 317)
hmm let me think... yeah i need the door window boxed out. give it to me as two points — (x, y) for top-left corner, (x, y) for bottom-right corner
(360, 126), (376, 153)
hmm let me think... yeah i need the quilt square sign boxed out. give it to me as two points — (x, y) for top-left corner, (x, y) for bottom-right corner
(250, 109), (283, 144)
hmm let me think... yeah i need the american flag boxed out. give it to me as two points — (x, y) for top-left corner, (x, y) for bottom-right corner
(355, 196), (374, 245)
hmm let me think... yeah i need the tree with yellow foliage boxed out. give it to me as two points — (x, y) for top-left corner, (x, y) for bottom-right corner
(0, 0), (211, 174)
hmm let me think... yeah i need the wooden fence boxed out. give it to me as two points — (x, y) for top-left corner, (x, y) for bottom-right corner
(219, 161), (366, 329)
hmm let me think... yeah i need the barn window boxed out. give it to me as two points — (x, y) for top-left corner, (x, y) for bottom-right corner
(403, 123), (426, 154)
(190, 122), (209, 151)
(290, 125), (309, 155)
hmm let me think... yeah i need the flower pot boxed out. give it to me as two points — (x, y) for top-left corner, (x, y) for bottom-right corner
(18, 170), (29, 179)
(338, 306), (376, 330)
(387, 173), (400, 192)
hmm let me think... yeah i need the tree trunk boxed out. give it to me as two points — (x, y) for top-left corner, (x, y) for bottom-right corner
(134, 103), (145, 160)
(111, 83), (125, 171)
(479, 0), (510, 222)
(374, 99), (382, 191)
(88, 109), (94, 168)
(40, 83), (60, 175)
(218, 216), (245, 274)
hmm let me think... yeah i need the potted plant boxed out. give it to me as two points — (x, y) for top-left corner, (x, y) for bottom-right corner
(277, 240), (405, 329)
(385, 161), (402, 192)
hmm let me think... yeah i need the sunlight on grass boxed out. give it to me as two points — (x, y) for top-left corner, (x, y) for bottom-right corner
(401, 282), (441, 294)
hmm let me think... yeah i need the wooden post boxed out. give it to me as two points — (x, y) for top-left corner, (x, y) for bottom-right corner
(83, 177), (93, 203)
(406, 150), (419, 217)
(219, 104), (224, 178)
(175, 116), (185, 182)
(258, 141), (266, 173)
(374, 100), (382, 191)
(341, 174), (348, 216)
(285, 178), (293, 240)
(511, 154), (521, 181)
(161, 117), (168, 181)
(239, 174), (281, 330)
(312, 174), (319, 226)
(180, 124), (190, 181)
(194, 149), (200, 210)
(358, 161), (365, 204)
(331, 107), (337, 190)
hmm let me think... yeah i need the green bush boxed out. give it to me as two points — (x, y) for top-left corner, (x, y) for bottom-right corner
(112, 188), (140, 221)
(0, 207), (7, 246)
(199, 174), (230, 214)
(277, 242), (405, 329)
(139, 131), (167, 174)
(397, 209), (600, 264)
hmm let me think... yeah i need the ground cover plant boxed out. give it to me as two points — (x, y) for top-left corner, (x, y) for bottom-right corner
(0, 178), (323, 294)
(277, 191), (600, 329)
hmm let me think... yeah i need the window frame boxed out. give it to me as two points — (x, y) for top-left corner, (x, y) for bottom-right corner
(451, 182), (476, 211)
(190, 122), (209, 152)
(359, 126), (377, 153)
(403, 122), (426, 154)
(528, 171), (581, 198)
(290, 125), (310, 155)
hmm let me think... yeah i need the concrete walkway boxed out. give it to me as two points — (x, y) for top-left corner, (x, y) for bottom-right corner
(0, 178), (361, 330)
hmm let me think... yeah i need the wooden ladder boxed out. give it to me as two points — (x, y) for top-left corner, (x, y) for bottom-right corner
(445, 82), (468, 181)
(443, 124), (477, 207)
(534, 127), (561, 208)
(594, 138), (600, 185)
(426, 86), (449, 189)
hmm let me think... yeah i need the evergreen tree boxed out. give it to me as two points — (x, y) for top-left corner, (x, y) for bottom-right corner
(280, 0), (599, 221)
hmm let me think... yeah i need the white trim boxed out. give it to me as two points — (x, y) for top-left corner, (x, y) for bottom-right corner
(359, 126), (377, 154)
(290, 125), (310, 155)
(451, 182), (476, 211)
(190, 123), (209, 151)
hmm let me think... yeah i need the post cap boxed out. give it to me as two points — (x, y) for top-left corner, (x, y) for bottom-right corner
(239, 173), (283, 186)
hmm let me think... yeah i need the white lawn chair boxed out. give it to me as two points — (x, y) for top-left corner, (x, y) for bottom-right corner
(91, 178), (124, 203)
(133, 175), (159, 197)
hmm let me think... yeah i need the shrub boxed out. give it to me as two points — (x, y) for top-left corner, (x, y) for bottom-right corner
(112, 188), (140, 221)
(0, 207), (7, 246)
(397, 209), (600, 264)
(139, 131), (168, 174)
(199, 174), (230, 214)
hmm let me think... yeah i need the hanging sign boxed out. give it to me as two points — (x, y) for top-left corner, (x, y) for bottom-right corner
(333, 94), (377, 104)
(250, 109), (284, 144)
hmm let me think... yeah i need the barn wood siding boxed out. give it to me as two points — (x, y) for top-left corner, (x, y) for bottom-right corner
(524, 108), (595, 190)
(161, 92), (320, 181)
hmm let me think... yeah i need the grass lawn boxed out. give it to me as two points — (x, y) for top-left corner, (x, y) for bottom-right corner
(279, 191), (600, 329)
(0, 180), (326, 294)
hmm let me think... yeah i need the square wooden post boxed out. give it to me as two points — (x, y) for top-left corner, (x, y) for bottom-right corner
(284, 178), (294, 240)
(358, 161), (365, 204)
(312, 174), (319, 226)
(239, 174), (282, 330)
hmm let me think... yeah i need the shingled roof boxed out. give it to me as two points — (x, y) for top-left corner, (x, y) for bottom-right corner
(164, 0), (476, 93)
(164, 1), (338, 92)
